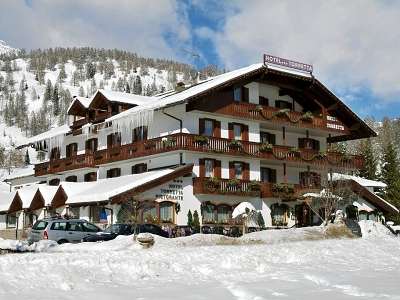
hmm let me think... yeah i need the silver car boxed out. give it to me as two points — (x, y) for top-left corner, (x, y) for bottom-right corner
(28, 218), (103, 244)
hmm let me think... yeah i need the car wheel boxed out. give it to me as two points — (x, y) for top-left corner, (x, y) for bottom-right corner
(57, 239), (68, 245)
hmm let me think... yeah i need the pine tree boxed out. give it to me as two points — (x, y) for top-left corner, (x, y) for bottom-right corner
(25, 149), (30, 165)
(187, 210), (193, 227)
(44, 79), (53, 102)
(359, 138), (378, 180)
(193, 210), (200, 229)
(379, 140), (400, 210)
(57, 62), (67, 83)
(52, 84), (60, 116)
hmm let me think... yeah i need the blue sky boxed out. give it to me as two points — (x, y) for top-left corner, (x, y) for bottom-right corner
(1, 0), (400, 121)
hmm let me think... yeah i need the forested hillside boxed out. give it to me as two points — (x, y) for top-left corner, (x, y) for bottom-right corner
(1, 41), (400, 222)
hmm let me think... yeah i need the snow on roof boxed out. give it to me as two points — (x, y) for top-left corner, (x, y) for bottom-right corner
(37, 185), (59, 205)
(15, 124), (71, 149)
(66, 96), (92, 113)
(65, 169), (173, 204)
(17, 186), (39, 208)
(96, 89), (157, 105)
(331, 173), (387, 188)
(0, 191), (16, 212)
(105, 64), (267, 132)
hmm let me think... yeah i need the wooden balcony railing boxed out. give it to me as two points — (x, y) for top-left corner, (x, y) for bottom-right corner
(193, 178), (305, 199)
(34, 154), (96, 176)
(33, 133), (364, 176)
(71, 118), (89, 129)
(213, 102), (349, 134)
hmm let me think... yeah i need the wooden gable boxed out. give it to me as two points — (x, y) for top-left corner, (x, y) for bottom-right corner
(8, 193), (23, 214)
(29, 189), (45, 212)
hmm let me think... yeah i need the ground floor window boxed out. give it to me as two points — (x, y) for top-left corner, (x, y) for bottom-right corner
(69, 207), (80, 219)
(7, 213), (17, 228)
(217, 205), (229, 222)
(202, 203), (215, 224)
(142, 203), (156, 221)
(160, 202), (174, 223)
(91, 206), (102, 223)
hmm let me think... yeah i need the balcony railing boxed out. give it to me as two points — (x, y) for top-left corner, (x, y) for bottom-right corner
(212, 102), (349, 134)
(34, 133), (364, 176)
(34, 154), (96, 176)
(193, 178), (305, 199)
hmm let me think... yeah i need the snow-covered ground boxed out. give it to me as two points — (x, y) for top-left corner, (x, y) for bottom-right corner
(0, 220), (399, 300)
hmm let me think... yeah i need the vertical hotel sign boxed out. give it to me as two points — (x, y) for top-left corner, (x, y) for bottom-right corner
(264, 54), (313, 73)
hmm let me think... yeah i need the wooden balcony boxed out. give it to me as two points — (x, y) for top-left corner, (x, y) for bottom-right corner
(71, 118), (89, 129)
(193, 178), (305, 199)
(212, 102), (350, 135)
(34, 154), (96, 176)
(33, 133), (364, 176)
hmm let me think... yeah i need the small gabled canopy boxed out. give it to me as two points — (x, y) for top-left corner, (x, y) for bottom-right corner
(8, 187), (38, 214)
(67, 96), (91, 117)
(29, 185), (59, 212)
(0, 191), (17, 213)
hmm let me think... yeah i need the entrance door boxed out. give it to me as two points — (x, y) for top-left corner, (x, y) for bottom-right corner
(295, 204), (314, 227)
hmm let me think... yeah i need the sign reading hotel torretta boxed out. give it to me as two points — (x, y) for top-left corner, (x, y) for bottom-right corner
(264, 54), (313, 73)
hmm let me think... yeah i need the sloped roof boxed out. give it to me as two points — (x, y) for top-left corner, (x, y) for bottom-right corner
(15, 125), (71, 149)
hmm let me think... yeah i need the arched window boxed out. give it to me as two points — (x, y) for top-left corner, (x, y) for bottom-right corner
(217, 205), (229, 222)
(369, 211), (378, 222)
(203, 203), (214, 223)
(160, 202), (174, 222)
(274, 206), (285, 223)
(142, 203), (156, 221)
(359, 211), (367, 221)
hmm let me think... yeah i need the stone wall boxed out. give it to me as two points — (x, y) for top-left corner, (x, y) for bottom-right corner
(0, 229), (29, 241)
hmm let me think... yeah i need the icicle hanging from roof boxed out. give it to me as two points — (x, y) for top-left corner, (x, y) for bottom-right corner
(110, 108), (155, 134)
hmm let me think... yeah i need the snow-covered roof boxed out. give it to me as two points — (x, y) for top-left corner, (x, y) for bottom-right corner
(66, 169), (174, 204)
(95, 89), (157, 105)
(0, 191), (16, 212)
(16, 186), (39, 208)
(37, 185), (59, 206)
(331, 173), (386, 188)
(15, 125), (71, 149)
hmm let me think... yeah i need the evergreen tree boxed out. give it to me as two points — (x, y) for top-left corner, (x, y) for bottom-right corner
(187, 210), (193, 227)
(193, 210), (200, 229)
(43, 79), (53, 102)
(379, 140), (400, 211)
(25, 149), (30, 165)
(57, 62), (67, 83)
(257, 212), (265, 228)
(86, 62), (96, 79)
(359, 138), (378, 180)
(70, 70), (80, 87)
(52, 84), (60, 116)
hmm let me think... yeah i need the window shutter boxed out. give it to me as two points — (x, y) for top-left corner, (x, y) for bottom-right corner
(243, 87), (249, 102)
(199, 119), (205, 135)
(229, 162), (234, 179)
(107, 134), (112, 148)
(66, 144), (70, 157)
(94, 138), (98, 151)
(298, 138), (304, 148)
(117, 168), (121, 177)
(270, 134), (276, 144)
(143, 126), (148, 140)
(228, 123), (234, 139)
(271, 169), (277, 182)
(315, 140), (320, 150)
(214, 120), (221, 137)
(215, 160), (221, 178)
(132, 165), (136, 174)
(73, 143), (78, 155)
(107, 170), (111, 178)
(243, 163), (250, 180)
(242, 125), (249, 141)
(199, 158), (205, 177)
(143, 164), (147, 172)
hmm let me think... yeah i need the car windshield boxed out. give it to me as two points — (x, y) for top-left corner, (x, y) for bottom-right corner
(32, 220), (48, 230)
(104, 224), (125, 234)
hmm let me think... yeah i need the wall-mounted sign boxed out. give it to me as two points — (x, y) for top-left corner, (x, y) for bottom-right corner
(326, 115), (345, 131)
(264, 54), (313, 73)
(155, 179), (184, 201)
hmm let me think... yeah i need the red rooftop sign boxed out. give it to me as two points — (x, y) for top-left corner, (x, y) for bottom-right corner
(264, 54), (313, 73)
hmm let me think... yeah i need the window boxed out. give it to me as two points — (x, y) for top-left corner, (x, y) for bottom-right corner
(107, 168), (121, 178)
(66, 175), (77, 182)
(7, 213), (17, 228)
(234, 162), (243, 179)
(229, 161), (249, 180)
(49, 178), (60, 186)
(259, 96), (269, 106)
(233, 87), (249, 102)
(66, 143), (77, 158)
(91, 206), (102, 223)
(298, 138), (320, 150)
(260, 132), (276, 144)
(160, 202), (174, 222)
(84, 172), (97, 182)
(204, 120), (214, 137)
(132, 126), (148, 142)
(24, 212), (36, 227)
(273, 206), (285, 223)
(69, 207), (80, 218)
(86, 138), (98, 153)
(299, 172), (320, 187)
(112, 104), (122, 113)
(369, 211), (378, 222)
(132, 163), (147, 174)
(108, 132), (121, 148)
(217, 205), (229, 222)
(203, 203), (214, 223)
(50, 147), (60, 160)
(204, 159), (214, 177)
(199, 118), (221, 137)
(142, 203), (156, 221)
(260, 168), (277, 183)
(228, 123), (248, 141)
(199, 158), (221, 178)
(275, 100), (293, 110)
(359, 211), (367, 221)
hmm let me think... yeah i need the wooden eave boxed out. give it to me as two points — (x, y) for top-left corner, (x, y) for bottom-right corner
(8, 194), (23, 214)
(110, 164), (194, 205)
(350, 180), (399, 216)
(50, 186), (68, 209)
(67, 100), (88, 117)
(29, 189), (45, 211)
(89, 91), (109, 111)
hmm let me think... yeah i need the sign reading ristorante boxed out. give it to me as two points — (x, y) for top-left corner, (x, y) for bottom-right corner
(264, 54), (313, 73)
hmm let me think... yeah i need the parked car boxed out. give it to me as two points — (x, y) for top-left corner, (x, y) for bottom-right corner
(28, 218), (103, 245)
(82, 223), (168, 242)
(344, 218), (362, 237)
